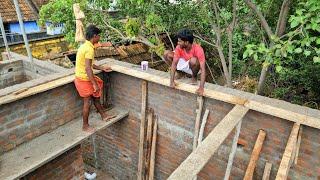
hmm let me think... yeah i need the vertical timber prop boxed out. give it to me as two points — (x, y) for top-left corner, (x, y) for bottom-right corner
(244, 130), (266, 180)
(193, 96), (204, 150)
(148, 116), (158, 180)
(262, 162), (272, 180)
(145, 108), (154, 179)
(294, 125), (303, 165)
(193, 96), (204, 180)
(224, 120), (242, 180)
(138, 80), (148, 180)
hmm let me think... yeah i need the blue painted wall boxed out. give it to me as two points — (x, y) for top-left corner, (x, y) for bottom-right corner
(9, 21), (40, 34)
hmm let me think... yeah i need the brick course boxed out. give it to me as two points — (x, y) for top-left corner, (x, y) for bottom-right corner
(24, 145), (85, 180)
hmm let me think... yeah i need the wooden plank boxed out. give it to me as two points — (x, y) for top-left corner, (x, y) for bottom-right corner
(106, 62), (320, 130)
(193, 96), (204, 151)
(275, 123), (300, 180)
(244, 130), (266, 180)
(224, 120), (242, 180)
(294, 126), (303, 165)
(138, 80), (148, 180)
(148, 116), (158, 180)
(0, 107), (128, 180)
(168, 105), (249, 180)
(262, 162), (272, 180)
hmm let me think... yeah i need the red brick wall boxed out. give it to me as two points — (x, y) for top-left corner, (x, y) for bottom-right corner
(83, 73), (320, 179)
(0, 83), (83, 153)
(24, 145), (84, 180)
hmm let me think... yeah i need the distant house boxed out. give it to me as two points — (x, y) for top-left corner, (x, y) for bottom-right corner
(0, 0), (61, 46)
(0, 0), (40, 34)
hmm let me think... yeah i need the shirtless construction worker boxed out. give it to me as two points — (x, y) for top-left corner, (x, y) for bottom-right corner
(74, 25), (115, 132)
(163, 28), (206, 95)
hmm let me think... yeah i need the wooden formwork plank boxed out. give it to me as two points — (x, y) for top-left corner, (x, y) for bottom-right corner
(244, 130), (267, 180)
(275, 123), (300, 180)
(168, 105), (249, 180)
(138, 80), (148, 180)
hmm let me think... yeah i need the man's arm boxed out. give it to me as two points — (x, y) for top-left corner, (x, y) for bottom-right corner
(93, 64), (112, 72)
(199, 62), (206, 89)
(85, 59), (99, 92)
(170, 59), (178, 87)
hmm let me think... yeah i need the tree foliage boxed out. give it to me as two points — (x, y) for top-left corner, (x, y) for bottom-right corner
(39, 0), (320, 109)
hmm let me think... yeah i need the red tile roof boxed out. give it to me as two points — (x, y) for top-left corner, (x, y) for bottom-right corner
(0, 0), (38, 23)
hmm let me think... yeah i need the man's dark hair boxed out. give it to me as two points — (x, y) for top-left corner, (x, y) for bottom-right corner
(85, 25), (101, 40)
(177, 28), (194, 44)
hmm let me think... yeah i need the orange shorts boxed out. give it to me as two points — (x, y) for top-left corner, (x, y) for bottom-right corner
(74, 76), (103, 98)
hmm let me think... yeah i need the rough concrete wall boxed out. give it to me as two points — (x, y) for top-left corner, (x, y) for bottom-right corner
(83, 73), (320, 180)
(24, 145), (85, 180)
(0, 83), (82, 153)
(0, 60), (28, 89)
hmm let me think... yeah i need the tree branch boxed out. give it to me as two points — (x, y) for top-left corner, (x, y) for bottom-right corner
(275, 0), (291, 37)
(227, 0), (237, 81)
(211, 1), (232, 87)
(244, 0), (274, 40)
(193, 34), (218, 48)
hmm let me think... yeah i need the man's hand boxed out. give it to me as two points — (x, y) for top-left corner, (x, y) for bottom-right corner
(196, 87), (204, 96)
(102, 66), (112, 72)
(93, 83), (100, 93)
(170, 80), (176, 88)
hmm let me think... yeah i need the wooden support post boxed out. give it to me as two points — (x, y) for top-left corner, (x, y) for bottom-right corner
(294, 125), (303, 165)
(149, 116), (158, 180)
(145, 108), (154, 179)
(193, 96), (204, 151)
(194, 109), (209, 180)
(224, 120), (242, 180)
(243, 130), (266, 180)
(138, 80), (148, 180)
(262, 162), (272, 180)
(168, 105), (249, 180)
(275, 123), (300, 180)
(197, 109), (210, 145)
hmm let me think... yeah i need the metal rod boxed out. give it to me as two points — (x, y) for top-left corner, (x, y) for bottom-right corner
(0, 13), (11, 60)
(13, 0), (36, 72)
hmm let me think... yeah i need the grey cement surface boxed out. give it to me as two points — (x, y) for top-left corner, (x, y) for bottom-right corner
(0, 107), (129, 180)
